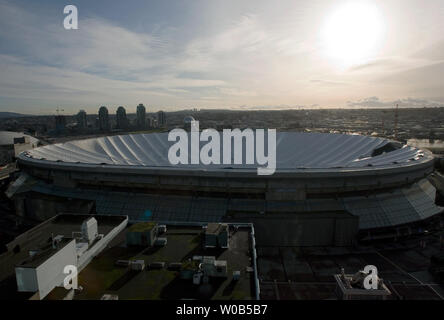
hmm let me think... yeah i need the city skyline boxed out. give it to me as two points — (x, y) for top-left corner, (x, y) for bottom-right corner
(0, 0), (443, 114)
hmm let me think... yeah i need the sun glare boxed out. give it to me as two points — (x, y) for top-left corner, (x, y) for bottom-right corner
(321, 2), (384, 68)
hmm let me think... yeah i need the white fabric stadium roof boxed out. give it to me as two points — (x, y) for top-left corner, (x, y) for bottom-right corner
(20, 132), (431, 171)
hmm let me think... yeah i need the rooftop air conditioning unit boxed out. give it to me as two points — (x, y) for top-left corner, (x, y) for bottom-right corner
(154, 237), (167, 247)
(130, 260), (145, 271)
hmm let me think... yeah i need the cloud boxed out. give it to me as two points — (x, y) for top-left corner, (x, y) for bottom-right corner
(0, 1), (237, 110)
(0, 2), (313, 111)
(349, 56), (444, 74)
(0, 1), (173, 79)
(310, 79), (348, 86)
(237, 104), (305, 110)
(0, 0), (444, 113)
(0, 2), (321, 112)
(180, 13), (309, 78)
(218, 88), (258, 97)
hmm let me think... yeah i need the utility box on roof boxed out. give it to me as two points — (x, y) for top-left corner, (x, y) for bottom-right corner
(201, 256), (227, 278)
(126, 222), (157, 246)
(130, 260), (145, 271)
(334, 269), (391, 300)
(205, 223), (229, 249)
(81, 217), (98, 245)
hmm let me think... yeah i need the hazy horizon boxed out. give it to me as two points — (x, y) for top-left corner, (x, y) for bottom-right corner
(3, 104), (444, 117)
(0, 0), (443, 114)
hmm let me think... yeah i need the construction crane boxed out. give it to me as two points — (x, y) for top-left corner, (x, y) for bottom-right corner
(393, 103), (399, 140)
(381, 110), (387, 135)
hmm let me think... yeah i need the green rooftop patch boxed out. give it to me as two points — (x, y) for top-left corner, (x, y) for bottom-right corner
(128, 222), (157, 232)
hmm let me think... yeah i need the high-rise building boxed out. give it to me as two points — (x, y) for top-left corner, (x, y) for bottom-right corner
(136, 104), (146, 129)
(157, 110), (166, 127)
(77, 110), (87, 129)
(146, 117), (154, 129)
(183, 115), (196, 131)
(98, 106), (110, 131)
(116, 106), (128, 129)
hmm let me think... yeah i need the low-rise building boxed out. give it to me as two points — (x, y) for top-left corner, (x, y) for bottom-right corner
(205, 223), (229, 249)
(0, 214), (128, 300)
(126, 222), (158, 246)
(0, 131), (39, 165)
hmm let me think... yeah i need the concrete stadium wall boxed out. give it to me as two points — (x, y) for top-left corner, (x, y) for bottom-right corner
(18, 158), (434, 201)
(14, 194), (94, 221)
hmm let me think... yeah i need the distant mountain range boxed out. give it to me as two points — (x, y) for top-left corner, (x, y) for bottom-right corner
(0, 112), (29, 118)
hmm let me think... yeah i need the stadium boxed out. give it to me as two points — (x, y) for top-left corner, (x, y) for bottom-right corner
(14, 132), (442, 246)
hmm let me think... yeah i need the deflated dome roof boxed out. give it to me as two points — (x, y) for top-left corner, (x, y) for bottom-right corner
(19, 132), (431, 172)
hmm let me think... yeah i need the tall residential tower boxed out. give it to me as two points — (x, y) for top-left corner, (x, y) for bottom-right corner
(136, 103), (146, 129)
(98, 106), (110, 131)
(116, 106), (128, 129)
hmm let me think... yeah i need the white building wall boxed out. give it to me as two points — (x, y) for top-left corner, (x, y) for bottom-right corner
(35, 240), (77, 299)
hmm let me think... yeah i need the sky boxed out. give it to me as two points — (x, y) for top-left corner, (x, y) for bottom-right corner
(0, 0), (443, 115)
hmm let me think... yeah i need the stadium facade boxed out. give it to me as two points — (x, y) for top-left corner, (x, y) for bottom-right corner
(13, 132), (442, 246)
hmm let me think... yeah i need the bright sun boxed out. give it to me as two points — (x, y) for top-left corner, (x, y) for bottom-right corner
(321, 2), (384, 67)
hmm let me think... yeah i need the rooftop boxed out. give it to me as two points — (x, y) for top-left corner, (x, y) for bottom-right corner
(206, 223), (227, 235)
(0, 214), (127, 281)
(45, 223), (257, 300)
(257, 227), (444, 300)
(127, 221), (157, 232)
(17, 238), (74, 268)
